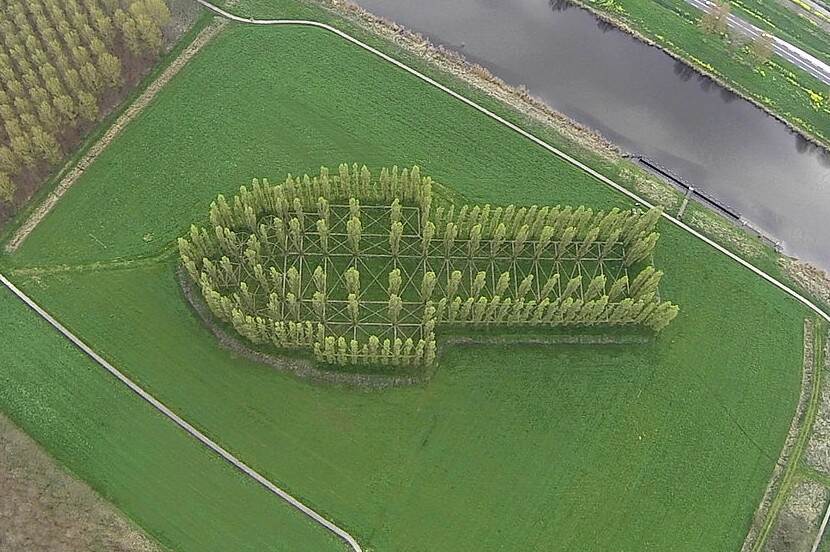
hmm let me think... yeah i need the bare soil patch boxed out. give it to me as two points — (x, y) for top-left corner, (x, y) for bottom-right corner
(0, 413), (161, 552)
(806, 330), (830, 476)
(764, 480), (828, 552)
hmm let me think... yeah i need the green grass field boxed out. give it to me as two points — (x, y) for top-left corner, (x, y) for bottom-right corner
(0, 286), (339, 552)
(0, 17), (813, 552)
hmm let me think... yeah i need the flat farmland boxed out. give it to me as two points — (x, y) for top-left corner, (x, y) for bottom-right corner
(1, 18), (810, 552)
(0, 285), (339, 552)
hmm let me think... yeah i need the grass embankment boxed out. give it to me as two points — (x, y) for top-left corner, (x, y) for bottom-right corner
(571, 0), (830, 147)
(1, 23), (810, 550)
(0, 287), (339, 552)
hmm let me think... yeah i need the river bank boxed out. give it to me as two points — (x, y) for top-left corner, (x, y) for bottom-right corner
(569, 0), (830, 150)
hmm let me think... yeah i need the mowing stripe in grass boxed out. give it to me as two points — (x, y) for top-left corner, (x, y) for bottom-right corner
(193, 0), (830, 329)
(0, 272), (363, 552)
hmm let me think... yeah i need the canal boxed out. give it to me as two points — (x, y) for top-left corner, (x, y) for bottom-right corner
(357, 0), (830, 269)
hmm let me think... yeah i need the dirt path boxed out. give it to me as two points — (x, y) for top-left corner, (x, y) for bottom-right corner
(741, 320), (820, 550)
(4, 18), (228, 254)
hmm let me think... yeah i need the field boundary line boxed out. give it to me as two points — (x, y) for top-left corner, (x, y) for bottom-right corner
(193, 0), (829, 328)
(0, 273), (363, 552)
(3, 19), (228, 254)
(743, 319), (822, 551)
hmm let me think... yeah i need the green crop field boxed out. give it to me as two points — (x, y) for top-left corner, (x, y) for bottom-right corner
(0, 286), (339, 552)
(0, 15), (813, 552)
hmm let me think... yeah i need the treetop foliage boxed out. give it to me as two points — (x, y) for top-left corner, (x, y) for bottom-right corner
(181, 164), (679, 370)
(0, 0), (171, 203)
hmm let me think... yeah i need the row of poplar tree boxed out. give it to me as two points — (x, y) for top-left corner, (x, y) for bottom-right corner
(0, 0), (171, 201)
(200, 163), (662, 267)
(200, 283), (439, 369)
(180, 165), (680, 368)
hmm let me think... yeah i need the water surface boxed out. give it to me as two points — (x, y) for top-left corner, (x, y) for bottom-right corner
(357, 0), (830, 269)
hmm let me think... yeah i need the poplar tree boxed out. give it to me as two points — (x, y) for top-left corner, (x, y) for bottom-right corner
(345, 267), (361, 296)
(425, 338), (437, 367)
(465, 271), (483, 298)
(647, 302), (679, 331)
(392, 337), (403, 366)
(347, 293), (359, 323)
(389, 221), (403, 256)
(584, 274), (606, 301)
(559, 226), (577, 256)
(460, 297), (475, 321)
(286, 266), (300, 298)
(535, 226), (554, 259)
(513, 224), (530, 257)
(422, 221), (436, 255)
(607, 275), (629, 302)
(629, 266), (661, 298)
(485, 296), (502, 322)
(388, 268), (402, 296)
(468, 224), (482, 257)
(443, 222), (458, 257)
(350, 339), (361, 365)
(448, 297), (462, 322)
(336, 336), (348, 366)
(312, 266), (326, 294)
(312, 291), (325, 319)
(316, 218), (329, 253)
(516, 274), (534, 300)
(368, 335), (381, 363)
(540, 273), (560, 298)
(347, 217), (362, 254)
(495, 271), (511, 296)
(559, 276), (579, 301)
(402, 338), (415, 366)
(497, 298), (513, 323)
(447, 270), (463, 299)
(625, 232), (659, 266)
(349, 197), (360, 220)
(420, 271), (437, 301)
(491, 223), (507, 255)
(388, 294), (403, 323)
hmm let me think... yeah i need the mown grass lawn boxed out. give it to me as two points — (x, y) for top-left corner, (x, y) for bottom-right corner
(1, 20), (810, 552)
(0, 286), (339, 552)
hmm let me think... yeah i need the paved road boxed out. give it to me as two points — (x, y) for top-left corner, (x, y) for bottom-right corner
(0, 276), (364, 552)
(4, 2), (829, 550)
(686, 0), (830, 84)
(193, 0), (830, 326)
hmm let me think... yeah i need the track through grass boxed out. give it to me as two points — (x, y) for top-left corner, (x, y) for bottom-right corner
(0, 286), (340, 552)
(0, 17), (813, 552)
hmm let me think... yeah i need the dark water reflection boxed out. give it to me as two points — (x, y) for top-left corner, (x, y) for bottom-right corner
(357, 0), (830, 269)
